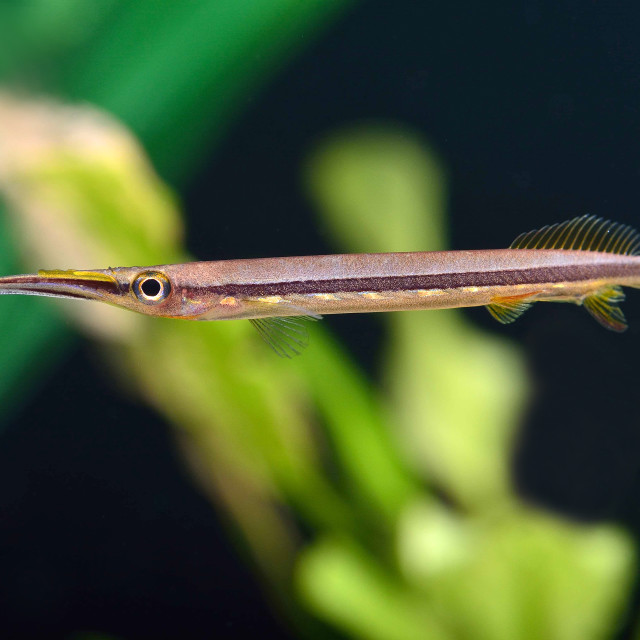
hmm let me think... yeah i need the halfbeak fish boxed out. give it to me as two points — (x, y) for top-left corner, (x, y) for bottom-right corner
(2, 215), (639, 356)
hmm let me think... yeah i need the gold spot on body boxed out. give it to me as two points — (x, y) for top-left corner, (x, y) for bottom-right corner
(417, 289), (444, 297)
(220, 296), (238, 306)
(256, 296), (283, 304)
(312, 293), (338, 301)
(361, 291), (382, 299)
(462, 286), (480, 293)
(552, 283), (566, 289)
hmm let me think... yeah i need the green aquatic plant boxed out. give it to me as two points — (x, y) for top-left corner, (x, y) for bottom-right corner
(0, 0), (356, 413)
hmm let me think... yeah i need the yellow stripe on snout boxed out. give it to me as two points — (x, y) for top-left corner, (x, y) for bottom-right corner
(38, 269), (118, 284)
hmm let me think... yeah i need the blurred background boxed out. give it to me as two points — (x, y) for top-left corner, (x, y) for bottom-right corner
(0, 1), (640, 639)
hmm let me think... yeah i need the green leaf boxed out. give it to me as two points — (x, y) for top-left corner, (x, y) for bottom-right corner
(298, 538), (450, 640)
(0, 0), (356, 425)
(63, 0), (357, 182)
(306, 126), (529, 506)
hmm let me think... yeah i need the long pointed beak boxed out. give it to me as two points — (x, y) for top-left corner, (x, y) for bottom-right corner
(0, 269), (123, 301)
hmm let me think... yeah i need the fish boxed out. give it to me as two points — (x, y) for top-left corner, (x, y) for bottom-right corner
(1, 215), (639, 357)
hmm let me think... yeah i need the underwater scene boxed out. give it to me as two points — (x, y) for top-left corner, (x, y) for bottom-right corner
(0, 2), (639, 639)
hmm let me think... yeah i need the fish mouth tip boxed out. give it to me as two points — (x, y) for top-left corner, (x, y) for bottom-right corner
(0, 269), (122, 299)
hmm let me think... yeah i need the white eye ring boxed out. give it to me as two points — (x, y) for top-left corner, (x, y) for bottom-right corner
(132, 271), (171, 304)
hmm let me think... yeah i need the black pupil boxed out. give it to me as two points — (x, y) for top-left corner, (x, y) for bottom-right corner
(141, 278), (162, 297)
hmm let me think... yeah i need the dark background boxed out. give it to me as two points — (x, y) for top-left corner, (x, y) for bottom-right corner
(3, 1), (640, 637)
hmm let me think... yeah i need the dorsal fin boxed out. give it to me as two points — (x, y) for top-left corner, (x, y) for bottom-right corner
(510, 215), (640, 255)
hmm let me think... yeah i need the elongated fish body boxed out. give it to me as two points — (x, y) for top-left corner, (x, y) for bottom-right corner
(140, 248), (640, 319)
(0, 215), (638, 355)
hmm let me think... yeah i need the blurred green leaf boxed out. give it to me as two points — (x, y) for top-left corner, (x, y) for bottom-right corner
(0, 0), (355, 424)
(63, 0), (357, 182)
(0, 1), (117, 79)
(0, 202), (69, 416)
(306, 127), (527, 506)
(294, 329), (417, 525)
(303, 125), (634, 639)
(397, 500), (633, 640)
(298, 537), (449, 640)
(306, 125), (448, 253)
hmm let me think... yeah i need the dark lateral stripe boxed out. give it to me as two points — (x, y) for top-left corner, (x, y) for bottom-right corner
(214, 263), (635, 297)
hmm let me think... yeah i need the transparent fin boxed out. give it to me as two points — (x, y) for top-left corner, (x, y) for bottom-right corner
(582, 286), (628, 332)
(250, 316), (316, 358)
(510, 215), (640, 255)
(244, 299), (321, 358)
(486, 298), (533, 324)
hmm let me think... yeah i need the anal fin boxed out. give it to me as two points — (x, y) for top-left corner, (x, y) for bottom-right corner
(486, 297), (533, 324)
(582, 286), (627, 332)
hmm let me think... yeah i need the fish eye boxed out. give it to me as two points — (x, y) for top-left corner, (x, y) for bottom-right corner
(132, 271), (171, 304)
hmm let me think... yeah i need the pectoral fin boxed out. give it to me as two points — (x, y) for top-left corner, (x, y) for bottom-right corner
(250, 316), (316, 358)
(247, 299), (321, 358)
